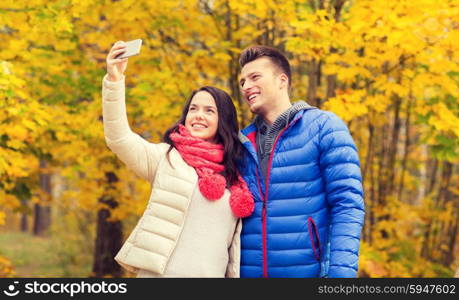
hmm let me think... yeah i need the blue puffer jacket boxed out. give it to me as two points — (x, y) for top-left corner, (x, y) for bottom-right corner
(238, 107), (365, 278)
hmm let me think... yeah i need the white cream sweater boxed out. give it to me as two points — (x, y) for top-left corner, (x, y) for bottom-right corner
(102, 75), (241, 278)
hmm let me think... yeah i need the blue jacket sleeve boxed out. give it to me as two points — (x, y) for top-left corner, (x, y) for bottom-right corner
(319, 112), (365, 278)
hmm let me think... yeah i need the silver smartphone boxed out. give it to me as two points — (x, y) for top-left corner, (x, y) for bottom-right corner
(115, 39), (142, 59)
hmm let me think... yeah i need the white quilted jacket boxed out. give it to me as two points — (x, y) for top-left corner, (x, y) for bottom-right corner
(102, 75), (241, 277)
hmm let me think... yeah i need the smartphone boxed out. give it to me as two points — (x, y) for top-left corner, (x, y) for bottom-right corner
(115, 39), (142, 59)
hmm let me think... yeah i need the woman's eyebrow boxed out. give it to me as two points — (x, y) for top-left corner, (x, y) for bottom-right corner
(190, 104), (216, 109)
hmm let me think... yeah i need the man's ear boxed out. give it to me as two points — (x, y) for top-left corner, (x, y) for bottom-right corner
(279, 73), (289, 90)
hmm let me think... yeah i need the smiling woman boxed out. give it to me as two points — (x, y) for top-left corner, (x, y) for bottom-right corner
(102, 41), (254, 278)
(184, 91), (219, 142)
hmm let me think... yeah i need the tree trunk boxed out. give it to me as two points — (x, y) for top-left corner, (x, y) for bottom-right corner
(92, 171), (122, 277)
(19, 195), (29, 232)
(444, 214), (458, 266)
(432, 162), (454, 262)
(386, 96), (402, 195)
(33, 159), (51, 236)
(20, 213), (28, 232)
(326, 73), (337, 100)
(398, 95), (413, 203)
(416, 144), (428, 205)
(33, 204), (51, 236)
(319, 0), (325, 9)
(307, 59), (321, 107)
(377, 121), (388, 206)
(324, 0), (346, 102)
(436, 162), (453, 207)
(224, 1), (249, 128)
(309, 0), (317, 11)
(421, 161), (453, 260)
(375, 117), (391, 239)
(368, 138), (377, 245)
(333, 0), (346, 20)
(362, 120), (374, 181)
(362, 118), (374, 244)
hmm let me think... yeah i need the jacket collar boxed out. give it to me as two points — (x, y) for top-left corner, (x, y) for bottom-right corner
(240, 100), (315, 139)
(239, 101), (316, 160)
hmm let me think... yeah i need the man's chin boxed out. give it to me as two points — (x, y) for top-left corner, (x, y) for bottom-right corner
(248, 104), (261, 114)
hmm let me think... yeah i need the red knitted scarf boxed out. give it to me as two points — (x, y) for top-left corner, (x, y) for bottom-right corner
(170, 125), (254, 218)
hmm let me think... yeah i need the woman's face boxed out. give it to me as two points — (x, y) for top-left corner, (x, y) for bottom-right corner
(185, 91), (219, 143)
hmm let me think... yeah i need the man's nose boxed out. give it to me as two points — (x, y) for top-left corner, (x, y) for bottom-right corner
(242, 81), (253, 94)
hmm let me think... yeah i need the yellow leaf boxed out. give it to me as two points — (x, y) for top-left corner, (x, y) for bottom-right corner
(5, 125), (28, 141)
(0, 212), (5, 226)
(6, 139), (24, 150)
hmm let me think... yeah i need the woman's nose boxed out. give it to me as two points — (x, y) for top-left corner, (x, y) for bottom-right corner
(195, 110), (204, 120)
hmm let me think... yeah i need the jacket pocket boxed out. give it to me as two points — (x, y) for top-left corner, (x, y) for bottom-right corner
(307, 217), (322, 262)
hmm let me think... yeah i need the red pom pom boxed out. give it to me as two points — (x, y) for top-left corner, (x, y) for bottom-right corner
(229, 186), (254, 217)
(199, 174), (226, 200)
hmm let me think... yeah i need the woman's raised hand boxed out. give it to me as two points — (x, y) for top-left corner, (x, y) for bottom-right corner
(106, 41), (128, 82)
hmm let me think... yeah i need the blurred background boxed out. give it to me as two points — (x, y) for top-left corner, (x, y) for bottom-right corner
(0, 0), (458, 277)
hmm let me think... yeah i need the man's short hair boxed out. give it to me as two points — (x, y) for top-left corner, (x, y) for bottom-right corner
(239, 45), (291, 87)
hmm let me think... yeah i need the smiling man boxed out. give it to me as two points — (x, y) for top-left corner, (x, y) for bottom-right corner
(237, 46), (365, 278)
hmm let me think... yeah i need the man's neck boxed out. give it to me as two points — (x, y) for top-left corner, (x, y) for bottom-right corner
(262, 97), (292, 125)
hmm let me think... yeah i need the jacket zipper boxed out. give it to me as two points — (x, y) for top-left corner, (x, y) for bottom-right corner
(254, 169), (267, 277)
(307, 217), (322, 261)
(259, 116), (302, 278)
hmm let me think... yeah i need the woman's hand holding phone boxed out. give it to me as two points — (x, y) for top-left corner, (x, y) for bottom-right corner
(106, 41), (128, 82)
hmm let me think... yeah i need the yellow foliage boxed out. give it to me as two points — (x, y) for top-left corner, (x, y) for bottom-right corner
(364, 94), (391, 113)
(428, 103), (459, 138)
(0, 255), (15, 277)
(1, 0), (458, 278)
(0, 211), (5, 226)
(323, 89), (368, 122)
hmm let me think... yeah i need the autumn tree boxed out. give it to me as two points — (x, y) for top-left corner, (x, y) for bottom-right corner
(1, 0), (457, 277)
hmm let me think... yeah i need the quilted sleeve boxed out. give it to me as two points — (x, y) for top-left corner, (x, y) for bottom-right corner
(102, 74), (168, 183)
(319, 112), (365, 278)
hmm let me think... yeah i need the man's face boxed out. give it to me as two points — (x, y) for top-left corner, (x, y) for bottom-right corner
(239, 57), (283, 115)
